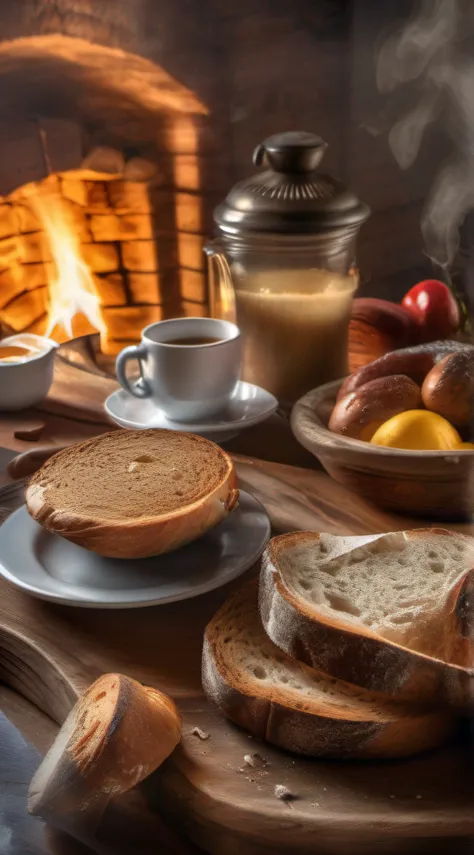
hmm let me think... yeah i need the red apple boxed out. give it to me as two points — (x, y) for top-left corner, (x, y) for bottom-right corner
(401, 280), (460, 342)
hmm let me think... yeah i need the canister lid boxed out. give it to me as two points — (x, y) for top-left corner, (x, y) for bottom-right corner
(214, 131), (370, 236)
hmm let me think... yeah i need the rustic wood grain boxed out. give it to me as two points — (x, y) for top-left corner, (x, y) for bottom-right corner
(0, 450), (473, 853)
(0, 335), (315, 468)
(1, 341), (474, 854)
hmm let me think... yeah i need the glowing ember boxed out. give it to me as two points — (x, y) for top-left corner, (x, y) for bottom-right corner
(28, 189), (105, 339)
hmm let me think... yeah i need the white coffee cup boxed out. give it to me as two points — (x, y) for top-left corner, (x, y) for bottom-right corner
(116, 317), (242, 422)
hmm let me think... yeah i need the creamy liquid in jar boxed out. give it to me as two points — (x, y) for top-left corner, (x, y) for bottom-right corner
(234, 268), (357, 403)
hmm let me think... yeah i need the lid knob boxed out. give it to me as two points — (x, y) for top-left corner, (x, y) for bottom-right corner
(252, 131), (327, 174)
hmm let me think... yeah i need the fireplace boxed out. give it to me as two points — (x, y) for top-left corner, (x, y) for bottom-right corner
(0, 27), (210, 354)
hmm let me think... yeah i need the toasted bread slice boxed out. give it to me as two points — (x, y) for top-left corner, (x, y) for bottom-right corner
(260, 530), (474, 708)
(26, 430), (238, 558)
(202, 582), (454, 758)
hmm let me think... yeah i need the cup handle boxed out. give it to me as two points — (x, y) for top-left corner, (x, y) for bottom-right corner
(116, 345), (151, 399)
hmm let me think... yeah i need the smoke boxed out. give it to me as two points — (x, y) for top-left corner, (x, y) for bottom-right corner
(376, 0), (474, 272)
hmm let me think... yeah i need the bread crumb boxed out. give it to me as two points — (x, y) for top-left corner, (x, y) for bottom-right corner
(243, 753), (267, 768)
(191, 727), (209, 740)
(274, 785), (297, 801)
(416, 794), (423, 799)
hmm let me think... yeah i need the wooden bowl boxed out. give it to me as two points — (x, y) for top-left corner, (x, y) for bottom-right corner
(291, 380), (474, 521)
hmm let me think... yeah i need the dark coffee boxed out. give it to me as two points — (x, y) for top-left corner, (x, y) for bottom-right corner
(166, 336), (223, 346)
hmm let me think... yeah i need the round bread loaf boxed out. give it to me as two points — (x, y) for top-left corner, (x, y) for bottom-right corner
(25, 430), (238, 558)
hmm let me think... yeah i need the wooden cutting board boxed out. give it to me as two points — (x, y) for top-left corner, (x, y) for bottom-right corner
(0, 457), (473, 855)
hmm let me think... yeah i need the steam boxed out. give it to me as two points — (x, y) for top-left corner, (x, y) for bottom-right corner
(376, 0), (474, 273)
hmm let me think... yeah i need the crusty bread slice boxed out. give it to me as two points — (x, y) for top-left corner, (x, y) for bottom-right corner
(26, 430), (238, 558)
(29, 673), (181, 816)
(202, 582), (454, 758)
(260, 531), (474, 708)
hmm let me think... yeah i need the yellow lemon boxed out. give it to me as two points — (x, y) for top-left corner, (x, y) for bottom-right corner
(456, 442), (474, 451)
(370, 410), (462, 451)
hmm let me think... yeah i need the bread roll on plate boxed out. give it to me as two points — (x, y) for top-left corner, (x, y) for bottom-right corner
(25, 430), (238, 558)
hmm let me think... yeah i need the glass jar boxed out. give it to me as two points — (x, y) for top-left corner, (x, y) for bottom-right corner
(205, 132), (370, 406)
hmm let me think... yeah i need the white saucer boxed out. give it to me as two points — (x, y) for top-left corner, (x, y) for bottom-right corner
(0, 493), (270, 608)
(104, 381), (278, 442)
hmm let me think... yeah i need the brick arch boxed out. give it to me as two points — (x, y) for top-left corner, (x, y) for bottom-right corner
(0, 34), (207, 128)
(0, 35), (210, 349)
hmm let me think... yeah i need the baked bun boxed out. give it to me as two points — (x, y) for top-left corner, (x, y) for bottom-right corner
(329, 375), (422, 441)
(26, 430), (238, 558)
(338, 340), (473, 401)
(422, 350), (474, 427)
(28, 673), (181, 816)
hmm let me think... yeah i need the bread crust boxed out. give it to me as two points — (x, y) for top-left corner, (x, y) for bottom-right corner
(202, 584), (454, 759)
(260, 531), (474, 710)
(25, 430), (238, 559)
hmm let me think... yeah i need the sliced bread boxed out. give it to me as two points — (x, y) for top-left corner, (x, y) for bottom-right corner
(202, 581), (454, 758)
(26, 430), (238, 558)
(260, 530), (474, 708)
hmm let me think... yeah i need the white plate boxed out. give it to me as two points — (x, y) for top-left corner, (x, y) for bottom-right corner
(104, 381), (278, 442)
(0, 493), (270, 608)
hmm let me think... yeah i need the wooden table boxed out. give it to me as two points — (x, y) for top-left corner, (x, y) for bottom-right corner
(1, 344), (473, 855)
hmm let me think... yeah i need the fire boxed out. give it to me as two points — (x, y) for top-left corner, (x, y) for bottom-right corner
(28, 189), (104, 340)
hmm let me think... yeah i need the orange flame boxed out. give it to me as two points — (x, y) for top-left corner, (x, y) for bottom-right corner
(28, 190), (104, 339)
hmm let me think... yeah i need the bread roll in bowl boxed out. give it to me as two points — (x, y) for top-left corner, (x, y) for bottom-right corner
(329, 375), (422, 442)
(422, 350), (474, 427)
(338, 340), (473, 402)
